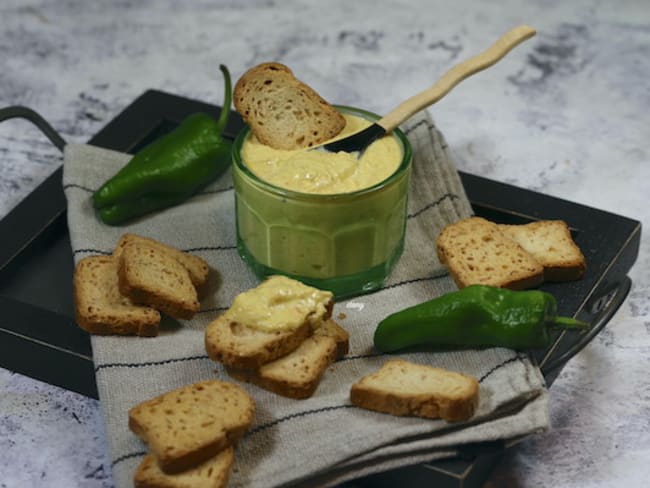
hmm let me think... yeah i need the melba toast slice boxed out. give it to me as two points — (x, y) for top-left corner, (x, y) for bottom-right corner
(498, 220), (586, 281)
(350, 359), (479, 422)
(128, 380), (254, 474)
(226, 334), (339, 399)
(73, 255), (161, 337)
(114, 233), (210, 292)
(118, 240), (200, 320)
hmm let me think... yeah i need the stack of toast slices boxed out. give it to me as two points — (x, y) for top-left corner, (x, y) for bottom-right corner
(205, 278), (349, 400)
(436, 217), (586, 290)
(73, 234), (209, 336)
(129, 380), (255, 487)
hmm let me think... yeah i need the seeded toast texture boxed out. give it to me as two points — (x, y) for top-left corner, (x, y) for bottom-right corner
(134, 447), (233, 488)
(350, 359), (479, 422)
(437, 217), (544, 290)
(114, 234), (209, 292)
(73, 255), (161, 336)
(118, 241), (200, 320)
(227, 334), (339, 399)
(498, 220), (586, 281)
(128, 380), (254, 474)
(234, 62), (346, 150)
(205, 315), (314, 369)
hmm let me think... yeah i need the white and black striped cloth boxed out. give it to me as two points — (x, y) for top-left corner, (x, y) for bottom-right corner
(63, 111), (549, 488)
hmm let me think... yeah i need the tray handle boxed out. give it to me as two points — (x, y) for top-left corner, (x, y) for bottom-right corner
(0, 106), (66, 152)
(541, 276), (631, 376)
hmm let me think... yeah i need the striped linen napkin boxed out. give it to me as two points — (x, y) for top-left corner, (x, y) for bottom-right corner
(63, 110), (549, 488)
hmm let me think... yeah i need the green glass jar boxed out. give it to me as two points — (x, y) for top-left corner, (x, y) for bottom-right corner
(232, 106), (412, 299)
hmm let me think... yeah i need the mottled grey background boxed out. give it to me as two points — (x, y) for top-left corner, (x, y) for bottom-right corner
(1, 1), (649, 487)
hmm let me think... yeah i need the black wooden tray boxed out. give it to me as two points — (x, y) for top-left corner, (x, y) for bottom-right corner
(0, 90), (641, 487)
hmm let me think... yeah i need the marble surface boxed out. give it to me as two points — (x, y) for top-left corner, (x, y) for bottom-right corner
(0, 0), (648, 486)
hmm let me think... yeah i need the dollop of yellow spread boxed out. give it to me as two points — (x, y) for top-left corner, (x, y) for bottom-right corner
(224, 275), (333, 332)
(241, 113), (402, 194)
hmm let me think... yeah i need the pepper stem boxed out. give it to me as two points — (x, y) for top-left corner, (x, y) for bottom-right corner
(214, 64), (232, 135)
(552, 316), (590, 329)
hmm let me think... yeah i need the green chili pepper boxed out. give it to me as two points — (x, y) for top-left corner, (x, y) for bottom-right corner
(373, 285), (588, 352)
(92, 65), (233, 225)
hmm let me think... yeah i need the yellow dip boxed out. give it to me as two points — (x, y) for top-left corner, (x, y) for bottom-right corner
(241, 113), (403, 194)
(223, 275), (333, 332)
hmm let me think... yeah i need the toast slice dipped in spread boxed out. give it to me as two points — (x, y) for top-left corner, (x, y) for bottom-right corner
(234, 62), (345, 150)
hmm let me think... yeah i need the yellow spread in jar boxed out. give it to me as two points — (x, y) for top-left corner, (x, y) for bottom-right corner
(241, 113), (402, 194)
(223, 275), (333, 332)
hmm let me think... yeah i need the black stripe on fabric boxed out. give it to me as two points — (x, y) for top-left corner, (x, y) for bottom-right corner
(198, 186), (234, 194)
(62, 183), (233, 196)
(95, 354), (209, 372)
(336, 352), (387, 362)
(381, 275), (439, 291)
(63, 183), (96, 193)
(184, 245), (237, 252)
(403, 119), (435, 135)
(407, 193), (460, 219)
(112, 450), (146, 467)
(197, 306), (229, 314)
(73, 248), (112, 256)
(246, 404), (358, 437)
(72, 245), (236, 257)
(478, 353), (526, 383)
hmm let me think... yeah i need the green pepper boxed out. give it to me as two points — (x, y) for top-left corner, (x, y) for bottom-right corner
(93, 65), (233, 225)
(373, 285), (588, 352)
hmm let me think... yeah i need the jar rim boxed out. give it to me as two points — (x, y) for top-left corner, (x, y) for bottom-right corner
(232, 105), (413, 201)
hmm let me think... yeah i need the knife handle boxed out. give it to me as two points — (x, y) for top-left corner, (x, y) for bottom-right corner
(378, 25), (536, 132)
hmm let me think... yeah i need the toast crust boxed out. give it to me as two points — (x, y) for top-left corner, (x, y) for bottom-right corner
(205, 315), (313, 369)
